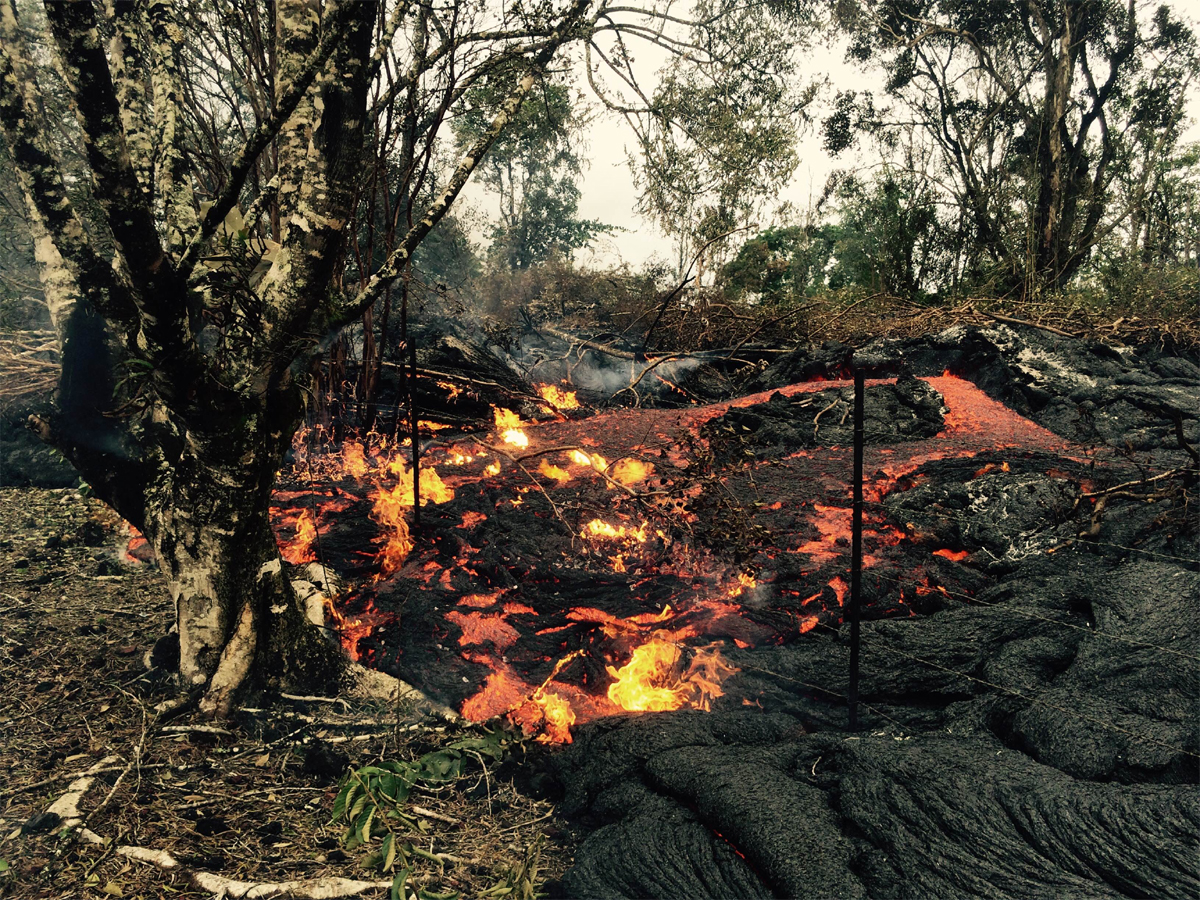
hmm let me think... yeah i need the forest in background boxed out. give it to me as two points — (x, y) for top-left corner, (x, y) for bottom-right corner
(2, 0), (1198, 430)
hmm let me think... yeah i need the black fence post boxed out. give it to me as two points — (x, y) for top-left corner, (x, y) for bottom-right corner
(848, 366), (865, 730)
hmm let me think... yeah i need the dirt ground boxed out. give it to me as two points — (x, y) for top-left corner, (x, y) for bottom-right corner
(0, 487), (576, 900)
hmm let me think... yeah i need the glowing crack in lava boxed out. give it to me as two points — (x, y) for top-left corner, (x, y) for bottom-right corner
(283, 372), (1070, 743)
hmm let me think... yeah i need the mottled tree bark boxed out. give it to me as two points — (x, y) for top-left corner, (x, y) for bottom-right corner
(0, 0), (597, 715)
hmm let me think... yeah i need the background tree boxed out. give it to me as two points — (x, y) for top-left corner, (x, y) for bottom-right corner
(590, 0), (817, 277)
(455, 69), (611, 269)
(833, 0), (1199, 297)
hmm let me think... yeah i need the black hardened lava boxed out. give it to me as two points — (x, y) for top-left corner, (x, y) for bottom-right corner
(538, 326), (1199, 900)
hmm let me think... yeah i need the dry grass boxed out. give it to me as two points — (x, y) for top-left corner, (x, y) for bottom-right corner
(628, 288), (1200, 356)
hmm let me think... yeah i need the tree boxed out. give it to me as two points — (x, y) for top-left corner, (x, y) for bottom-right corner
(834, 0), (1200, 297)
(0, 0), (794, 717)
(0, 0), (602, 717)
(589, 0), (817, 277)
(455, 69), (611, 269)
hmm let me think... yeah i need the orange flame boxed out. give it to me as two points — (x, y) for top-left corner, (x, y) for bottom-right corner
(341, 441), (369, 478)
(537, 383), (580, 410)
(369, 464), (454, 574)
(371, 482), (413, 576)
(583, 519), (650, 542)
(533, 692), (576, 743)
(280, 507), (317, 564)
(611, 458), (652, 485)
(537, 460), (572, 484)
(569, 449), (607, 471)
(727, 572), (757, 597)
(606, 640), (738, 712)
(494, 408), (530, 448)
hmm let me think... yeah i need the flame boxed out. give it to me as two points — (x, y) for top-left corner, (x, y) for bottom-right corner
(537, 383), (580, 410)
(341, 441), (369, 478)
(436, 380), (463, 402)
(728, 572), (757, 597)
(368, 463), (455, 574)
(280, 507), (317, 564)
(533, 691), (576, 743)
(371, 482), (413, 575)
(322, 595), (382, 662)
(569, 449), (607, 471)
(537, 460), (572, 484)
(583, 519), (650, 542)
(419, 468), (456, 504)
(483, 460), (502, 477)
(494, 408), (530, 448)
(606, 640), (737, 713)
(611, 458), (652, 485)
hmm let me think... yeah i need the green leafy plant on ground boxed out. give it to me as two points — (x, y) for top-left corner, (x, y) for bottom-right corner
(331, 728), (517, 900)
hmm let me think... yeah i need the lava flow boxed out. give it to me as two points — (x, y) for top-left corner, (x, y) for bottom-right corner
(272, 373), (1072, 744)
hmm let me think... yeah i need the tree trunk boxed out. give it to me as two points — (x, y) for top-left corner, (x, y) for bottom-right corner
(140, 449), (345, 717)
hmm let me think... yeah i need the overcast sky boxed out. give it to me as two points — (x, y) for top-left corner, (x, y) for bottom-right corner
(458, 38), (866, 269)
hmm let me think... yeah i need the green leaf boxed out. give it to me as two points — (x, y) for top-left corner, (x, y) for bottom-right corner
(381, 833), (397, 872)
(0, 859), (9, 874)
(390, 869), (411, 900)
(356, 805), (376, 845)
(349, 792), (369, 822)
(332, 784), (351, 821)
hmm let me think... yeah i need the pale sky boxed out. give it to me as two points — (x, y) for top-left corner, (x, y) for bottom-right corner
(459, 39), (868, 269)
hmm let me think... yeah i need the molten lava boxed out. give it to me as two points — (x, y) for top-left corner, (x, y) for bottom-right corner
(280, 369), (1072, 744)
